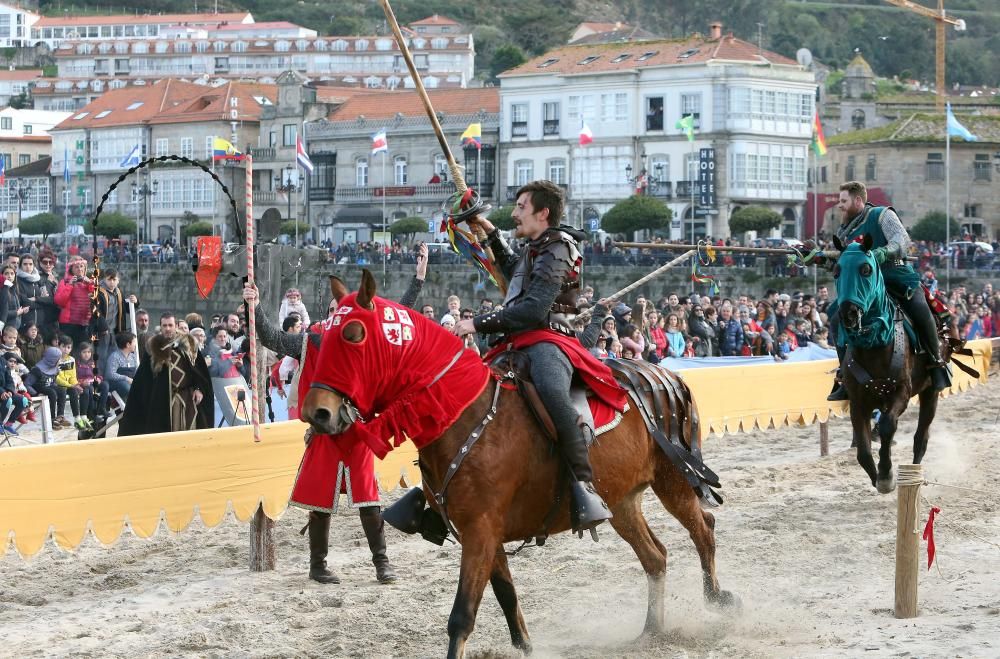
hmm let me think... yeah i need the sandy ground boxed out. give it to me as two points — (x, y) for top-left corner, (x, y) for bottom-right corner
(2, 379), (999, 659)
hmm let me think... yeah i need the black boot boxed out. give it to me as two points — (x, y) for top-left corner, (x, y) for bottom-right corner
(559, 421), (612, 534)
(359, 506), (398, 584)
(307, 511), (340, 584)
(902, 292), (951, 393)
(827, 345), (849, 401)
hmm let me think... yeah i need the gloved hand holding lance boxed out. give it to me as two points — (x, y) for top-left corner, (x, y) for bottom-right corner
(377, 0), (508, 294)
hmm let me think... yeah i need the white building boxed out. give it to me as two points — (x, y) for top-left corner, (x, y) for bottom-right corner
(498, 23), (817, 240)
(29, 12), (253, 48)
(0, 68), (41, 105)
(0, 1), (39, 48)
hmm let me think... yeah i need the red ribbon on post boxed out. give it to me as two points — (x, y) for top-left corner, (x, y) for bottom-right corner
(923, 506), (942, 570)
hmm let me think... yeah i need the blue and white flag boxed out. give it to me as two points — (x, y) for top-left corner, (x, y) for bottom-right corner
(946, 103), (977, 141)
(63, 144), (71, 184)
(119, 144), (140, 168)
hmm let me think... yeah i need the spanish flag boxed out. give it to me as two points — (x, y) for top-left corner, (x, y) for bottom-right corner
(811, 112), (828, 157)
(460, 122), (481, 149)
(213, 137), (244, 161)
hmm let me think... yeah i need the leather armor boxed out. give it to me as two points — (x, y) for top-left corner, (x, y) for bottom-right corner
(475, 227), (584, 336)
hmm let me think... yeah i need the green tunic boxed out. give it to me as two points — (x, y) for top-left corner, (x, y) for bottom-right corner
(834, 205), (921, 298)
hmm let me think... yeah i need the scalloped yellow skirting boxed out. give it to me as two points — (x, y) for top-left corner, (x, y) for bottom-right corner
(0, 340), (990, 558)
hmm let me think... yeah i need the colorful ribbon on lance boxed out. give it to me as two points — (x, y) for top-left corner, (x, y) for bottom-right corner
(923, 506), (942, 570)
(691, 242), (720, 294)
(440, 188), (501, 287)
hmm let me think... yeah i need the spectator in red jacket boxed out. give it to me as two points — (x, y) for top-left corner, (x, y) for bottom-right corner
(54, 256), (96, 345)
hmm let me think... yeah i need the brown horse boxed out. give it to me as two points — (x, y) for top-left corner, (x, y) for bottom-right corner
(301, 271), (736, 659)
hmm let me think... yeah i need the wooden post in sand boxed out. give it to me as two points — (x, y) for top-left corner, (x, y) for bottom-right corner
(819, 421), (829, 457)
(894, 464), (923, 618)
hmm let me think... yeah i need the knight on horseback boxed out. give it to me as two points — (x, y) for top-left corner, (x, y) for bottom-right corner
(823, 181), (951, 400)
(455, 180), (613, 533)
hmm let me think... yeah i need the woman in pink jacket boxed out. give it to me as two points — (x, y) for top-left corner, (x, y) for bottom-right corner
(54, 256), (96, 345)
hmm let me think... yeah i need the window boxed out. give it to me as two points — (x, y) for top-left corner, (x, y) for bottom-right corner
(846, 155), (856, 181)
(205, 136), (214, 160)
(964, 203), (980, 218)
(180, 137), (193, 159)
(547, 158), (566, 185)
(23, 124), (31, 134)
(637, 51), (658, 61)
(276, 40), (291, 52)
(799, 94), (813, 120)
(650, 155), (669, 183)
(537, 58), (559, 68)
(852, 109), (866, 130)
(394, 156), (407, 185)
(926, 153), (944, 181)
(19, 154), (30, 166)
(514, 159), (533, 186)
(282, 124), (297, 147)
(126, 101), (143, 111)
(865, 154), (877, 181)
(0, 117), (11, 130)
(600, 93), (627, 122)
(681, 93), (701, 129)
(974, 154), (991, 181)
(733, 153), (746, 185)
(356, 158), (368, 187)
(510, 103), (527, 138)
(646, 96), (664, 131)
(611, 53), (631, 63)
(685, 152), (698, 182)
(155, 138), (168, 157)
(578, 55), (600, 65)
(542, 101), (560, 136)
(433, 154), (448, 180)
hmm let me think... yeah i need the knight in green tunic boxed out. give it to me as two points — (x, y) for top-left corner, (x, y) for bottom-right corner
(822, 181), (950, 399)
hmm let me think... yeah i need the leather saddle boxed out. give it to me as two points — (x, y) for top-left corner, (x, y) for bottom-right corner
(489, 350), (595, 445)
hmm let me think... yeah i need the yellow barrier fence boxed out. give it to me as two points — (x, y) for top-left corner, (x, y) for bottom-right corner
(0, 339), (991, 557)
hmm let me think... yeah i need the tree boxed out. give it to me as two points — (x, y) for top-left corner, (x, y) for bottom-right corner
(487, 205), (516, 231)
(729, 206), (782, 236)
(390, 216), (431, 244)
(489, 44), (526, 79)
(181, 221), (215, 241)
(601, 195), (672, 238)
(94, 212), (137, 238)
(18, 213), (64, 240)
(280, 220), (311, 237)
(909, 211), (961, 243)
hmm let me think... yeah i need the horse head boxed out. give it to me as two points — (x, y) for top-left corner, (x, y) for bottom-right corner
(835, 233), (885, 333)
(300, 269), (463, 437)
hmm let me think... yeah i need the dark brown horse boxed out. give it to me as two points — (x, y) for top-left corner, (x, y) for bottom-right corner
(301, 271), (736, 659)
(834, 237), (945, 492)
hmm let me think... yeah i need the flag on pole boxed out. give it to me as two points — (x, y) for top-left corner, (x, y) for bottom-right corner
(460, 122), (482, 149)
(811, 111), (828, 156)
(675, 114), (695, 142)
(946, 103), (977, 141)
(119, 144), (140, 168)
(212, 137), (244, 161)
(63, 144), (71, 184)
(296, 136), (314, 173)
(0, 157), (5, 186)
(578, 121), (593, 146)
(371, 128), (388, 155)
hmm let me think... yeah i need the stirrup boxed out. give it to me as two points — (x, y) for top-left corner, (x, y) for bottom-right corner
(928, 361), (952, 392)
(827, 383), (849, 401)
(569, 481), (612, 537)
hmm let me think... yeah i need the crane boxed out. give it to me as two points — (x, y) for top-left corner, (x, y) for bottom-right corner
(882, 0), (966, 111)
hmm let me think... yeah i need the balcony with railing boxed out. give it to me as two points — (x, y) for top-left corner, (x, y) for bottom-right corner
(675, 180), (695, 198)
(506, 183), (568, 201)
(253, 190), (277, 204)
(542, 119), (559, 136)
(510, 121), (528, 138)
(335, 182), (457, 203)
(248, 147), (276, 161)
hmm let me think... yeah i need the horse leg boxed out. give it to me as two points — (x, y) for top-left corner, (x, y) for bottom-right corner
(651, 470), (739, 610)
(606, 491), (668, 636)
(447, 528), (500, 659)
(875, 410), (898, 493)
(912, 387), (938, 464)
(850, 402), (879, 488)
(489, 550), (532, 654)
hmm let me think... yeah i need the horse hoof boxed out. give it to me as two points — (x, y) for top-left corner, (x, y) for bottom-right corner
(513, 639), (533, 655)
(708, 590), (742, 611)
(876, 476), (896, 494)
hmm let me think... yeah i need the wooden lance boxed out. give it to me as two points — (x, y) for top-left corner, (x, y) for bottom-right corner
(244, 153), (260, 443)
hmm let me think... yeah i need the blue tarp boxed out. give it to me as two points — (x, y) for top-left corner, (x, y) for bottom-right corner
(659, 343), (837, 371)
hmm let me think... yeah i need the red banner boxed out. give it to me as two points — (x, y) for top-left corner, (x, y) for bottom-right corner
(195, 236), (223, 299)
(373, 186), (416, 197)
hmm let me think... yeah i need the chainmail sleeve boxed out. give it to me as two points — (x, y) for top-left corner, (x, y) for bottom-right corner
(878, 208), (910, 260)
(397, 276), (424, 310)
(254, 303), (303, 358)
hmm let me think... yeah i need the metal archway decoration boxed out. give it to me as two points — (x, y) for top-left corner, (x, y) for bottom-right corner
(90, 155), (244, 249)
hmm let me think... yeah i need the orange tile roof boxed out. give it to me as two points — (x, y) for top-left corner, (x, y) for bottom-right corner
(51, 79), (207, 130)
(409, 14), (460, 26)
(153, 81), (276, 124)
(34, 12), (251, 27)
(501, 34), (797, 77)
(327, 87), (499, 121)
(0, 135), (52, 143)
(0, 69), (43, 81)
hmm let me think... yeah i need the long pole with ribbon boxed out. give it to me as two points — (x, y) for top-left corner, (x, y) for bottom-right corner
(244, 153), (260, 443)
(577, 250), (695, 323)
(377, 0), (507, 294)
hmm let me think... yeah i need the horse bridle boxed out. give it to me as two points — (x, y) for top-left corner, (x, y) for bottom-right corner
(308, 382), (364, 434)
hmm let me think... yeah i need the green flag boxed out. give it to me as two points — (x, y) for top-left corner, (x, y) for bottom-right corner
(675, 114), (695, 142)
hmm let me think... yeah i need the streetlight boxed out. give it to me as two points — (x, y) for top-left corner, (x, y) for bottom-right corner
(132, 177), (158, 275)
(275, 168), (302, 246)
(624, 156), (664, 195)
(8, 179), (31, 250)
